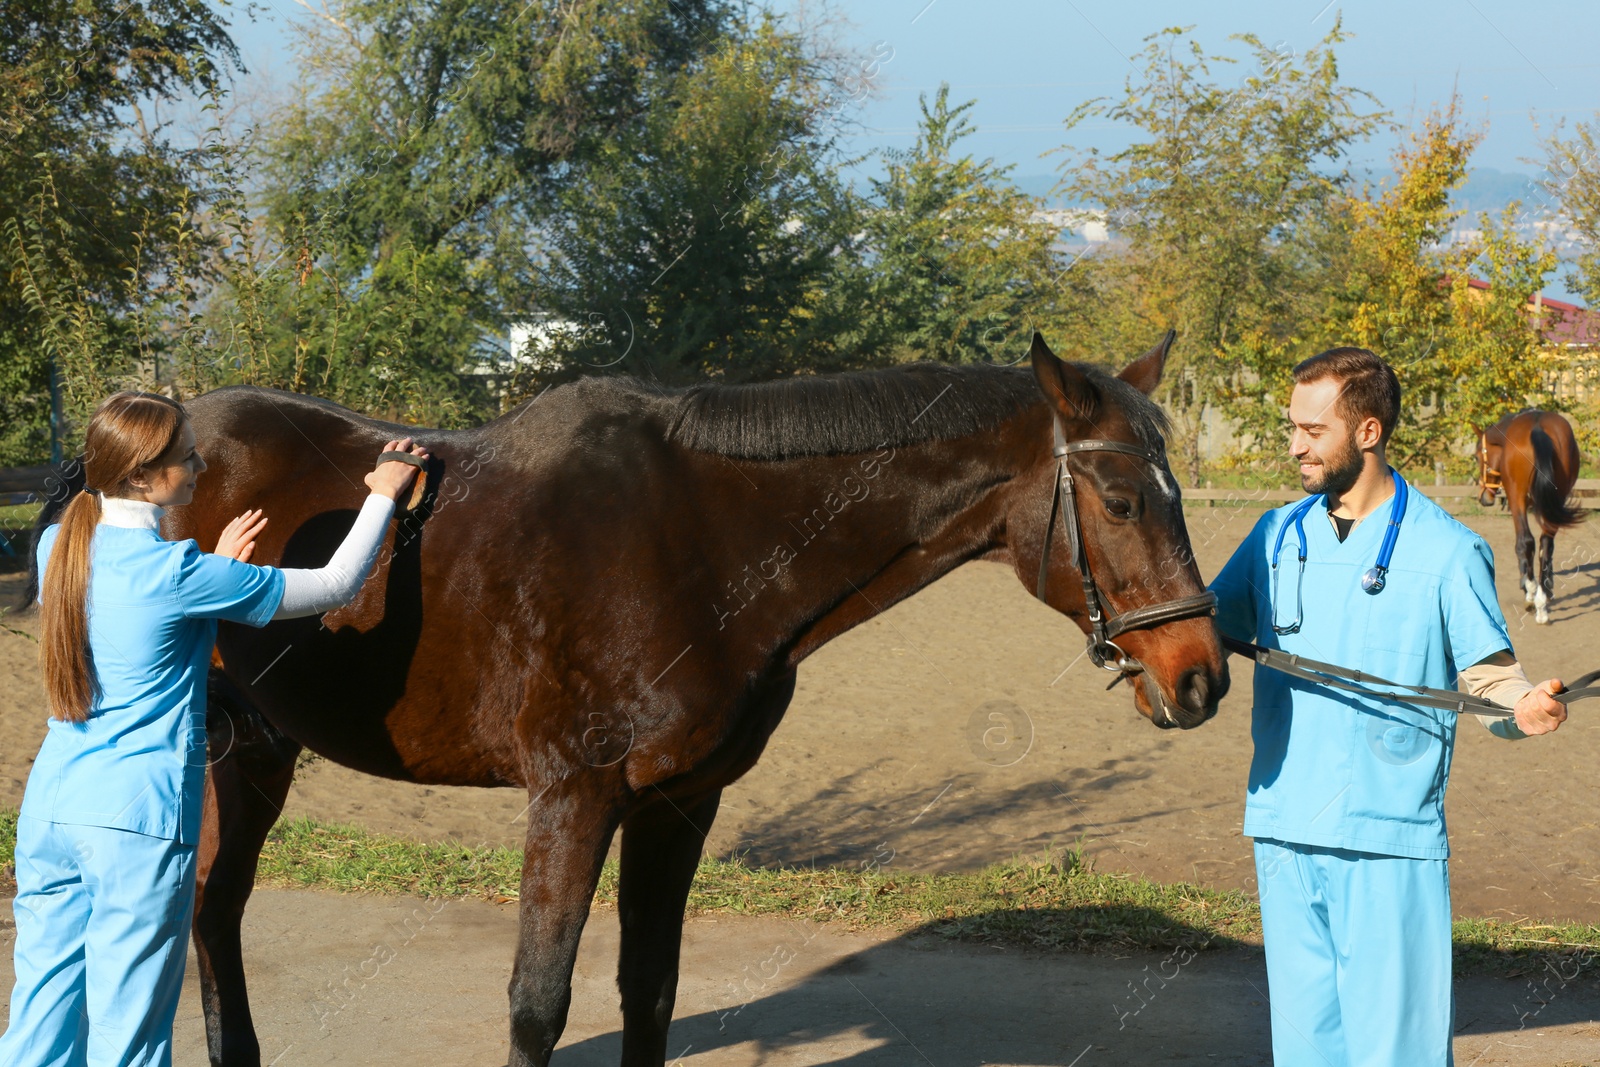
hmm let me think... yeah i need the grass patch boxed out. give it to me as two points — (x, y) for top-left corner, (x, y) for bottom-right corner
(0, 502), (41, 578)
(0, 809), (13, 892)
(3, 811), (1596, 977)
(0, 502), (41, 545)
(251, 817), (1597, 975)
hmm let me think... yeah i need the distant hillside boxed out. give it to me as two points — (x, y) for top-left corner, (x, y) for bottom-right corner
(1451, 167), (1548, 217)
(1012, 166), (1549, 216)
(1011, 173), (1069, 205)
(1353, 165), (1548, 220)
(1012, 165), (1584, 304)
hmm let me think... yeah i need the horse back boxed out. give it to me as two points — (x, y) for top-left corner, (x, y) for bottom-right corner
(172, 383), (687, 787)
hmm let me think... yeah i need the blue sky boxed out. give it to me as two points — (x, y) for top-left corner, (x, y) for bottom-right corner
(788, 0), (1600, 180)
(222, 0), (1600, 177)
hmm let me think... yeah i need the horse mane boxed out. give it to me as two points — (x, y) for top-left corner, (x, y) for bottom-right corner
(573, 362), (1167, 460)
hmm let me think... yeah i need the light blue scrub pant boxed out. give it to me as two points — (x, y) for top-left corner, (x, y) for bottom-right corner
(0, 815), (197, 1067)
(1255, 838), (1454, 1067)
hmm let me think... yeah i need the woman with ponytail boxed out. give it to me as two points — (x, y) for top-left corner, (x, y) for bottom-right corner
(0, 390), (427, 1066)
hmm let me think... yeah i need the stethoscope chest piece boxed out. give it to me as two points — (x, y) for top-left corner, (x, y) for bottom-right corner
(1271, 469), (1408, 630)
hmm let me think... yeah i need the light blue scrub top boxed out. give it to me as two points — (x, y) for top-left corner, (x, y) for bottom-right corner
(1208, 485), (1511, 859)
(26, 522), (285, 845)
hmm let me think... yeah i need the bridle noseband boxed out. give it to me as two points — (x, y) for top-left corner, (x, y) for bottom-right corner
(1033, 417), (1218, 704)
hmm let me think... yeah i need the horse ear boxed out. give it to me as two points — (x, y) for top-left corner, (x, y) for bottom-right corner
(1118, 329), (1176, 396)
(1030, 332), (1099, 423)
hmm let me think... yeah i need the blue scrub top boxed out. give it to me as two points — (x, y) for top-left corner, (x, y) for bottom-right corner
(26, 522), (285, 845)
(1208, 484), (1511, 859)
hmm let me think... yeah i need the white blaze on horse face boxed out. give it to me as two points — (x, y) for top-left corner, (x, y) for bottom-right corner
(1147, 459), (1180, 509)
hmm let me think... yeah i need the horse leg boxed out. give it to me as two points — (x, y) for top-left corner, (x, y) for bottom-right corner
(507, 784), (619, 1067)
(617, 790), (723, 1067)
(193, 672), (303, 1067)
(1513, 503), (1537, 609)
(1537, 525), (1557, 625)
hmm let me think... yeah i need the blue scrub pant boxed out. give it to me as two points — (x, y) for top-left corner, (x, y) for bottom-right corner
(0, 815), (197, 1067)
(1254, 838), (1454, 1067)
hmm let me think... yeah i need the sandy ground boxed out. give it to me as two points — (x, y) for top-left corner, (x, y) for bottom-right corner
(2, 504), (1600, 926)
(1, 889), (1597, 1066)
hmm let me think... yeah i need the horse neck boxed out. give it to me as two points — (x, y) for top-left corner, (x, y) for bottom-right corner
(703, 406), (1044, 668)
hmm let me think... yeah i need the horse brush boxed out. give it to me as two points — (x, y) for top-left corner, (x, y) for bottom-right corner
(375, 450), (430, 511)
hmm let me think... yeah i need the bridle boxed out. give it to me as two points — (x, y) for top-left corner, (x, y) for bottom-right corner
(1032, 416), (1218, 717)
(1477, 433), (1502, 504)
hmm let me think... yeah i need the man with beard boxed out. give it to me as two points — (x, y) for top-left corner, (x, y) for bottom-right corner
(1208, 347), (1567, 1065)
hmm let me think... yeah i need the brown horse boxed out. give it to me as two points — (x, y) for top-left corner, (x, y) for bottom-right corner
(24, 333), (1227, 1067)
(1477, 409), (1585, 624)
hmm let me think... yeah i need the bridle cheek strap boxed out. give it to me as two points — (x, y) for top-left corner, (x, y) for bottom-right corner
(1033, 419), (1218, 689)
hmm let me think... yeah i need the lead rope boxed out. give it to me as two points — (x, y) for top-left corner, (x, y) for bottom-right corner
(1222, 635), (1600, 718)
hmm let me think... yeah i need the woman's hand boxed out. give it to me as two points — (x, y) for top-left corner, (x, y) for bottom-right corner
(365, 437), (430, 501)
(215, 509), (267, 562)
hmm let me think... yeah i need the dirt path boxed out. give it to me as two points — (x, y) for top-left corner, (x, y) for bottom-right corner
(3, 505), (1599, 923)
(1, 888), (1596, 1065)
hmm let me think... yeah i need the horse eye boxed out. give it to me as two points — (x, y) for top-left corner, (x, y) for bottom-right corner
(1105, 498), (1133, 519)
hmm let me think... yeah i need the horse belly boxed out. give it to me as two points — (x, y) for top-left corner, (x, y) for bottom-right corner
(631, 671), (797, 800)
(222, 626), (521, 788)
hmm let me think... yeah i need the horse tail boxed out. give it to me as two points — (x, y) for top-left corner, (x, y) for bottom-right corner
(19, 458), (85, 611)
(1529, 426), (1585, 530)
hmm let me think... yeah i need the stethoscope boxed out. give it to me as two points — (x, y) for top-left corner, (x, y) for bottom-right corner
(1270, 468), (1408, 635)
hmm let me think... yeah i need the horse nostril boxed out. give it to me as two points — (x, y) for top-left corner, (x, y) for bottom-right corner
(1179, 667), (1210, 714)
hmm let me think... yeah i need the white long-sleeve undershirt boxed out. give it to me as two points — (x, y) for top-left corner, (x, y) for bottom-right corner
(271, 492), (396, 619)
(95, 492), (397, 621)
(1457, 659), (1533, 740)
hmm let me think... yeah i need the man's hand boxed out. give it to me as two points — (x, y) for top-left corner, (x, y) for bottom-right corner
(1513, 679), (1567, 735)
(215, 509), (267, 562)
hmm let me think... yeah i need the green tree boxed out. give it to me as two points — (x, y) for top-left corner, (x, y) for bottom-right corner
(1537, 118), (1600, 307)
(843, 85), (1060, 365)
(1310, 104), (1555, 472)
(1302, 103), (1476, 469)
(532, 15), (866, 384)
(242, 0), (732, 418)
(1052, 21), (1382, 483)
(1438, 207), (1559, 458)
(1222, 102), (1558, 476)
(0, 0), (238, 461)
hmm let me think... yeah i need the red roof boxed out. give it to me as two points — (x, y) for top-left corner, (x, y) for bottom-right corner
(1456, 277), (1597, 348)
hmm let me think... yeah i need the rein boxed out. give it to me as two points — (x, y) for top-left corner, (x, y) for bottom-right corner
(1477, 433), (1502, 501)
(1222, 635), (1600, 720)
(1032, 418), (1218, 720)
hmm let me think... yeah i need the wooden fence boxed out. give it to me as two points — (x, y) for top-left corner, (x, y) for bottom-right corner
(7, 465), (1600, 512)
(1184, 480), (1600, 507)
(0, 465), (53, 508)
(4, 463), (1599, 553)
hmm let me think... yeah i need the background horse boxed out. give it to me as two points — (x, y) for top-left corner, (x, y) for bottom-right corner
(25, 333), (1227, 1067)
(1478, 409), (1585, 624)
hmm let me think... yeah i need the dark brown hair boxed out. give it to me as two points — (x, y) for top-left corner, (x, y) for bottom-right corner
(40, 391), (187, 722)
(1292, 347), (1402, 446)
